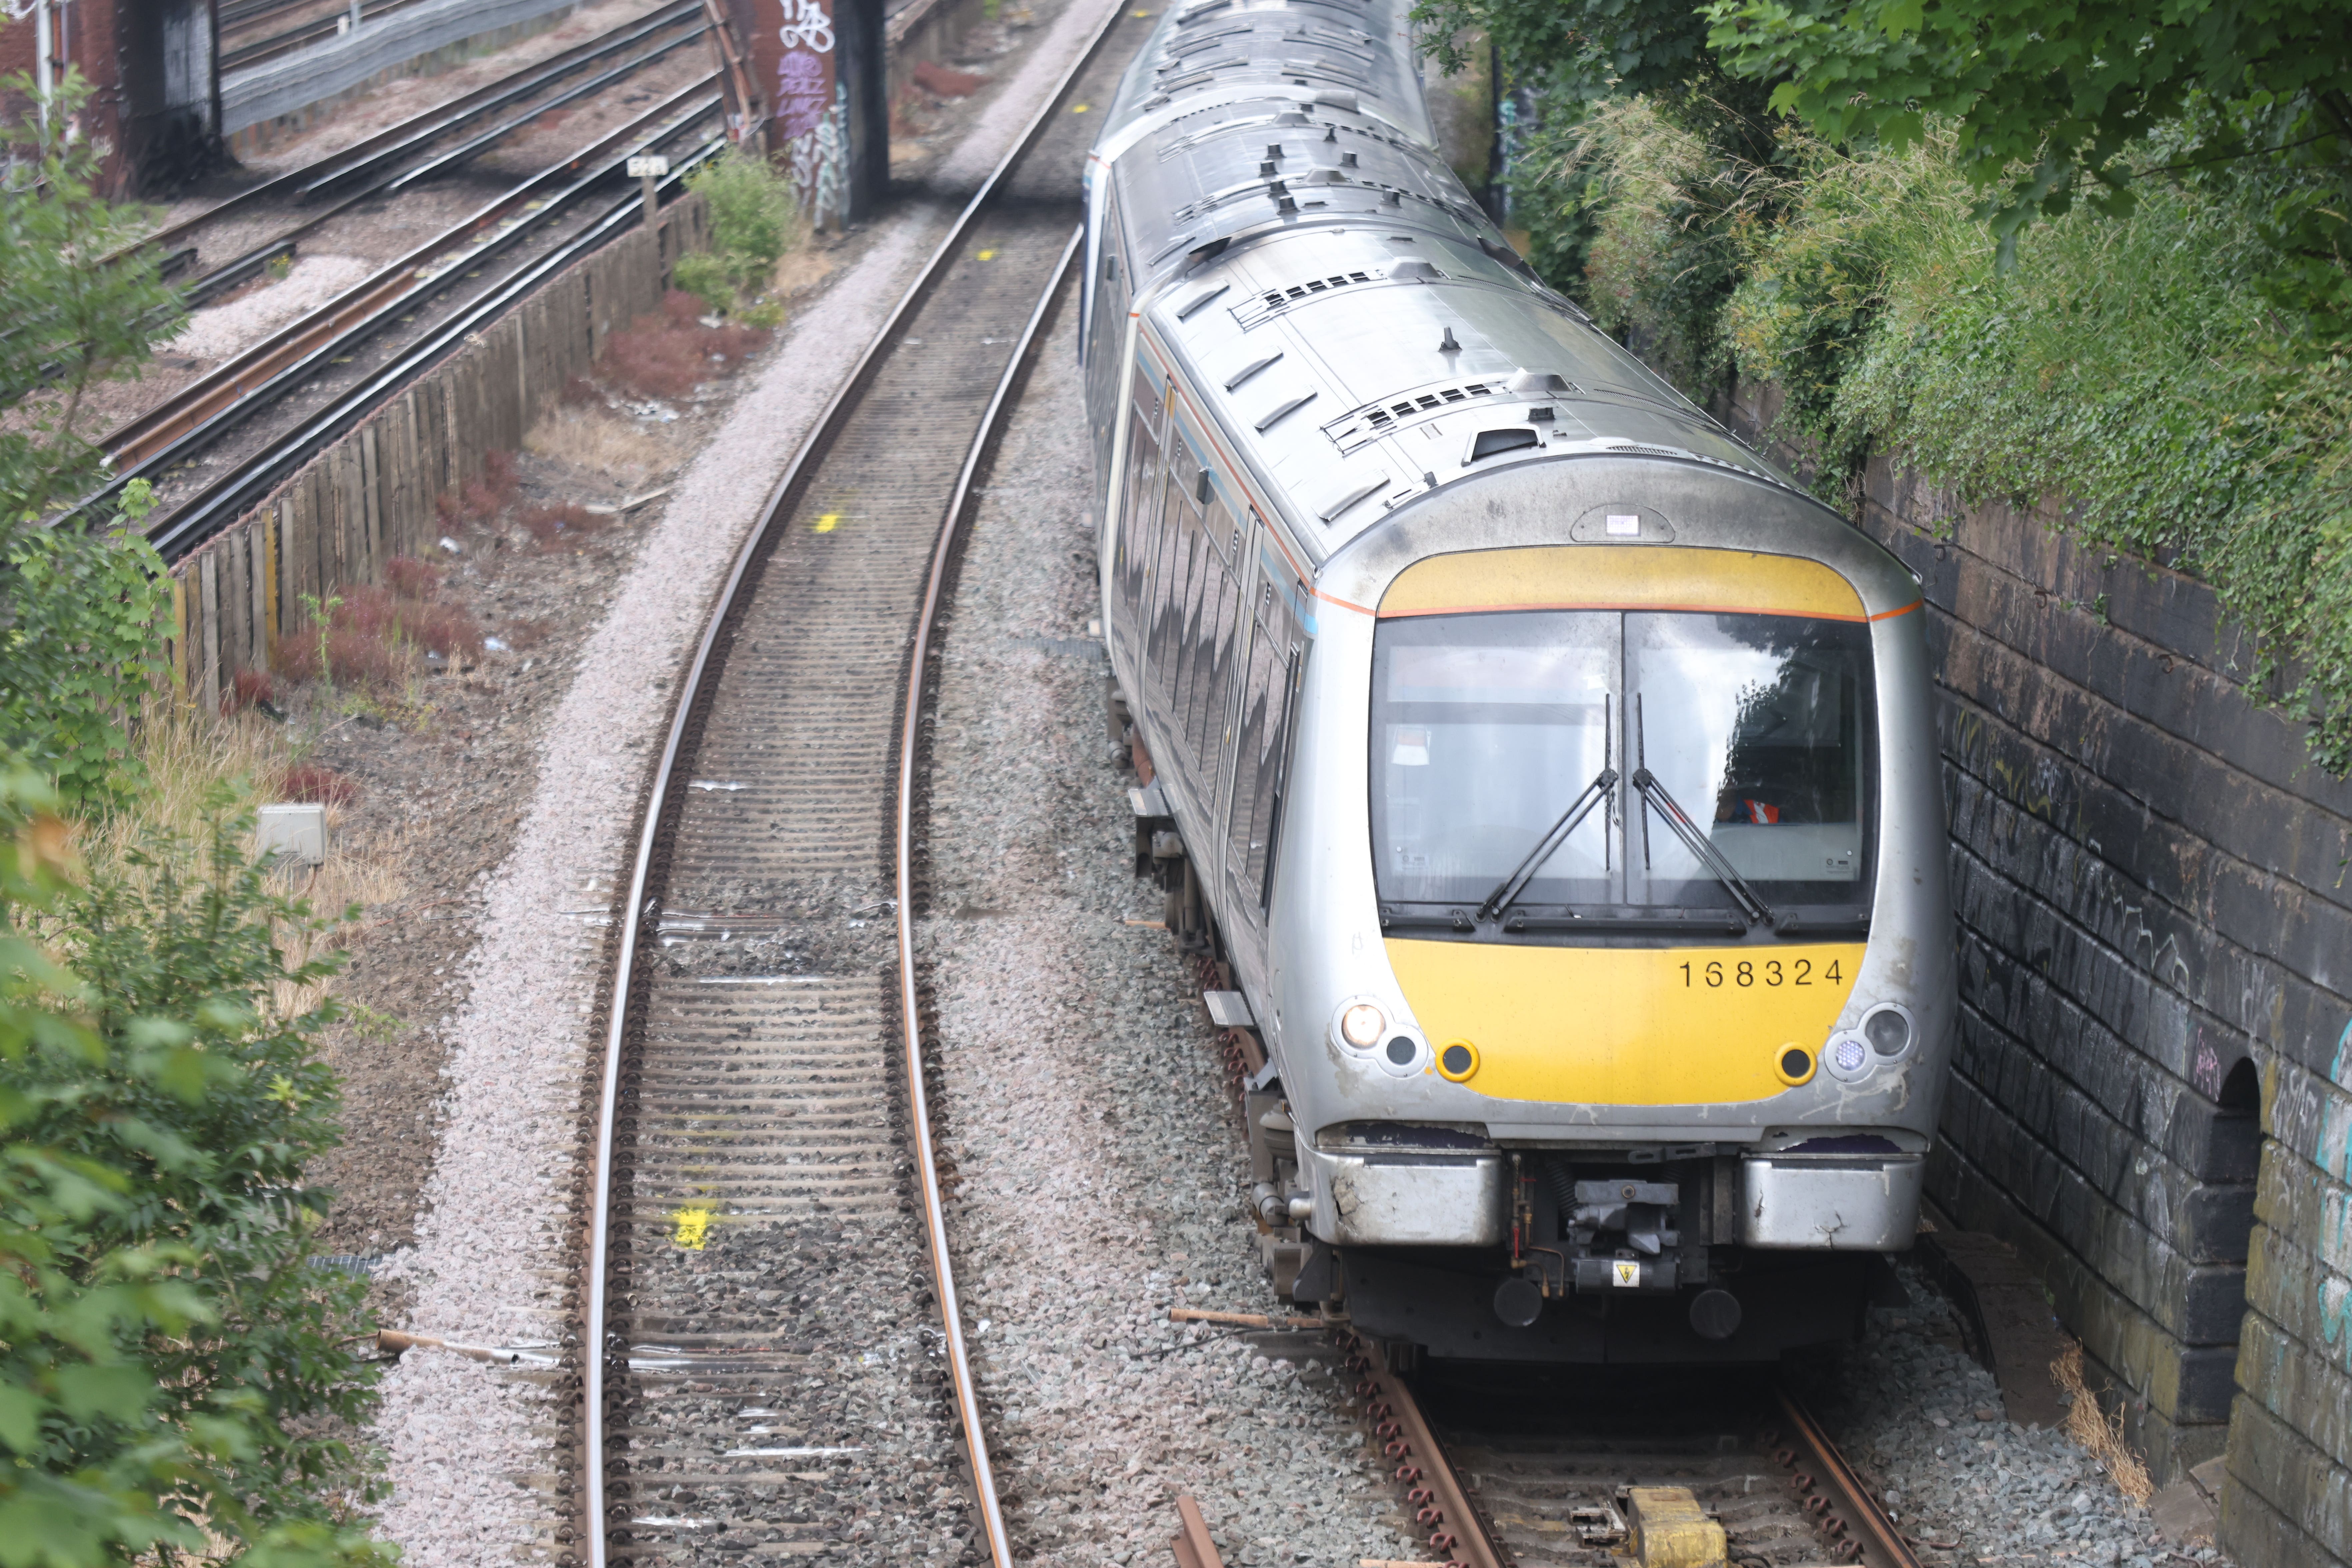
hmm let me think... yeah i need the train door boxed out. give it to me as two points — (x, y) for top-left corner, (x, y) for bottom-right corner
(1111, 361), (1167, 673)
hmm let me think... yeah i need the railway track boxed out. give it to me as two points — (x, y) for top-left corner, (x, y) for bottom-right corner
(128, 100), (724, 561)
(1316, 1335), (1923, 1568)
(132, 0), (706, 282)
(579, 5), (1147, 1564)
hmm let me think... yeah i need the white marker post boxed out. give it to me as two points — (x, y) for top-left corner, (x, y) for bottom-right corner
(626, 155), (670, 230)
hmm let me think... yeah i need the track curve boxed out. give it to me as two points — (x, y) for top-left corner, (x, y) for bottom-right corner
(579, 9), (1146, 1564)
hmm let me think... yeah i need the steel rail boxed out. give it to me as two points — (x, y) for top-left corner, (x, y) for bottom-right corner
(1338, 1330), (1923, 1568)
(895, 220), (1085, 1568)
(108, 0), (703, 268)
(576, 7), (1128, 1561)
(141, 129), (726, 561)
(1345, 1337), (1507, 1568)
(1774, 1385), (1924, 1568)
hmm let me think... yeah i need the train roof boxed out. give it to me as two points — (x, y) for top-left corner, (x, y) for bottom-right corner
(1091, 0), (1813, 568)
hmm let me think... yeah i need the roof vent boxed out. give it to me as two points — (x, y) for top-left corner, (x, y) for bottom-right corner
(1506, 369), (1574, 394)
(1464, 428), (1541, 465)
(1318, 378), (1502, 451)
(1390, 259), (1442, 281)
(1231, 269), (1379, 327)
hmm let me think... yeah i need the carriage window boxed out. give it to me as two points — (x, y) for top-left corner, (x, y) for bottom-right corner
(1114, 366), (1165, 640)
(1145, 447), (1203, 707)
(1229, 576), (1304, 913)
(1178, 500), (1243, 770)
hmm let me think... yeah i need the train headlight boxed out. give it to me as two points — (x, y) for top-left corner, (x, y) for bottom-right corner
(1863, 1004), (1916, 1058)
(1337, 1001), (1386, 1050)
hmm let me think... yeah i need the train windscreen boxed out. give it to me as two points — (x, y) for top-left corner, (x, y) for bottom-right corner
(1370, 609), (1877, 930)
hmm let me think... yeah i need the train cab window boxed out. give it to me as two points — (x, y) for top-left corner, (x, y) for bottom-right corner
(1626, 612), (1874, 914)
(1372, 612), (1620, 910)
(1370, 609), (1876, 933)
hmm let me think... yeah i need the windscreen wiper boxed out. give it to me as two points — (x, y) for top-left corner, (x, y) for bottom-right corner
(1630, 767), (1774, 927)
(1477, 767), (1619, 923)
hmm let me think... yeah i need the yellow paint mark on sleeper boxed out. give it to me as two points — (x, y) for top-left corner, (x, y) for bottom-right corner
(671, 1204), (714, 1250)
(814, 513), (840, 533)
(1071, 103), (1090, 113)
(976, 249), (997, 260)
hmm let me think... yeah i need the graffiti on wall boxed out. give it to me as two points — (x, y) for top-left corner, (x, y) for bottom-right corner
(752, 0), (847, 230)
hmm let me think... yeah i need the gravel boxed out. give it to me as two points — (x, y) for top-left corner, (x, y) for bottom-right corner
(1823, 1266), (2214, 1568)
(361, 2), (1122, 1559)
(167, 254), (377, 360)
(917, 302), (1417, 1567)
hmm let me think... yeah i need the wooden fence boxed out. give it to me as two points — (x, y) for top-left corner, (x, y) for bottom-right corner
(167, 193), (712, 710)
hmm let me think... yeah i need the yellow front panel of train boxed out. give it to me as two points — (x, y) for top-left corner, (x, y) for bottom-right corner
(1385, 939), (1867, 1105)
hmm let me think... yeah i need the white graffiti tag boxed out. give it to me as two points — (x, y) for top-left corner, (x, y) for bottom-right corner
(778, 0), (834, 53)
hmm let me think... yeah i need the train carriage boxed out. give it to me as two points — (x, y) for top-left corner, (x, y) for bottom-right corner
(1080, 0), (1955, 1362)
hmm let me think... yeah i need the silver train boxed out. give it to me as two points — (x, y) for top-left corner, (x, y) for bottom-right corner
(1079, 0), (1954, 1362)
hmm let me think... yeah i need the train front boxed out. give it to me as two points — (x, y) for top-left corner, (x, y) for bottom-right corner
(1273, 465), (1955, 1363)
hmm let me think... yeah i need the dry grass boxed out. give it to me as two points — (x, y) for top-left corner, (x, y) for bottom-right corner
(2051, 1342), (2155, 1504)
(771, 244), (835, 301)
(524, 402), (674, 488)
(67, 697), (417, 1023)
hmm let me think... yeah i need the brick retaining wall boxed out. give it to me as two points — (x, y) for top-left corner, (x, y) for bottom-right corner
(1752, 400), (2352, 1566)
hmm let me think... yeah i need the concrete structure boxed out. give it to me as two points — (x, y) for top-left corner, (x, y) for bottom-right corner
(1725, 378), (2350, 1568)
(0, 0), (223, 193)
(219, 0), (577, 149)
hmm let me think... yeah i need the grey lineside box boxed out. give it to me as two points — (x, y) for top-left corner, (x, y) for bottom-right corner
(256, 803), (328, 868)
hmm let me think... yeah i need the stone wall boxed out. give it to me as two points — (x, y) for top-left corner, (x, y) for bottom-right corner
(1737, 395), (2352, 1567)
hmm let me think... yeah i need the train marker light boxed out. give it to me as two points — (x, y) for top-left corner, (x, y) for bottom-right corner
(1775, 1045), (1816, 1086)
(1438, 1040), (1478, 1081)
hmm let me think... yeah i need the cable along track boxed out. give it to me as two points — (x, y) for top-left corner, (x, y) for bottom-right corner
(580, 9), (1146, 1565)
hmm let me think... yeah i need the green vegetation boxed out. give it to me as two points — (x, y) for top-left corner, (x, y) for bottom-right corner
(1, 68), (394, 1566)
(2, 72), (183, 806)
(1411, 0), (2352, 770)
(677, 148), (804, 322)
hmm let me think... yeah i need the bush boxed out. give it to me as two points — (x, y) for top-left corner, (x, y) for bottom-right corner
(1558, 107), (2352, 769)
(434, 449), (519, 530)
(673, 250), (733, 317)
(0, 779), (390, 1566)
(281, 562), (484, 691)
(688, 148), (802, 303)
(0, 513), (170, 805)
